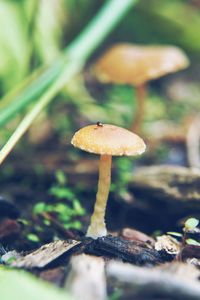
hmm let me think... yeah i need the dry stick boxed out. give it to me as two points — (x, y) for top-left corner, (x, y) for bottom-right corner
(41, 212), (77, 239)
(12, 240), (81, 269)
(131, 83), (147, 133)
(65, 254), (107, 300)
(186, 115), (200, 168)
(107, 261), (200, 300)
(0, 0), (136, 165)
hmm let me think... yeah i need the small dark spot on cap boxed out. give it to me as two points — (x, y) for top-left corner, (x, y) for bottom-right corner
(96, 122), (103, 127)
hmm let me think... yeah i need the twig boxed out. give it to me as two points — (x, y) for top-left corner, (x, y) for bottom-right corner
(65, 254), (107, 300)
(12, 240), (81, 269)
(41, 212), (80, 239)
(107, 261), (200, 300)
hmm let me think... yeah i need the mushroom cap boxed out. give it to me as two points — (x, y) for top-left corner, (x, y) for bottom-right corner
(94, 43), (189, 86)
(71, 124), (146, 156)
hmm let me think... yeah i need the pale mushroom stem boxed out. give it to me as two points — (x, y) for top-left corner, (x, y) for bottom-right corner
(131, 83), (147, 133)
(87, 154), (112, 239)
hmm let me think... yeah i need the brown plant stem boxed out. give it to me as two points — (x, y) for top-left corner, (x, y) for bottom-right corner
(131, 83), (147, 133)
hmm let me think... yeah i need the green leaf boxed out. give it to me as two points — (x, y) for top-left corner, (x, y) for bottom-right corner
(186, 239), (200, 246)
(33, 202), (46, 215)
(43, 219), (51, 226)
(63, 220), (82, 230)
(55, 170), (67, 186)
(18, 218), (30, 226)
(50, 187), (75, 200)
(184, 218), (199, 230)
(27, 233), (40, 243)
(73, 199), (85, 216)
(54, 203), (73, 215)
(0, 269), (73, 300)
(58, 214), (71, 222)
(167, 232), (182, 237)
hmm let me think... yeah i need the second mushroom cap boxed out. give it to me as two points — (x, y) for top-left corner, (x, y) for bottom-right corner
(94, 43), (189, 86)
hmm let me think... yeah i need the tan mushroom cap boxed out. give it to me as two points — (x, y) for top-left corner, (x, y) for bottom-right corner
(71, 124), (146, 156)
(94, 43), (189, 86)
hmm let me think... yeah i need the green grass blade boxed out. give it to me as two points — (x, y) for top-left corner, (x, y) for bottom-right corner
(0, 0), (137, 127)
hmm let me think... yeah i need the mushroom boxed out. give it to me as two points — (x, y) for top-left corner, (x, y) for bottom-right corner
(71, 122), (146, 239)
(94, 43), (189, 132)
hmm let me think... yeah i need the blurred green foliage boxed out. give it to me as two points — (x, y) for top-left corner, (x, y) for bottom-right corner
(0, 0), (99, 92)
(0, 269), (72, 300)
(116, 0), (200, 54)
(33, 170), (85, 230)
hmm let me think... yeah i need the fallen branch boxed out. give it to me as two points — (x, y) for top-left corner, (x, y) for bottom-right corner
(65, 254), (106, 300)
(107, 261), (200, 300)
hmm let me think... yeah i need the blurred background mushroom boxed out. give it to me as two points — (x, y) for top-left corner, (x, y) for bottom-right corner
(94, 43), (189, 133)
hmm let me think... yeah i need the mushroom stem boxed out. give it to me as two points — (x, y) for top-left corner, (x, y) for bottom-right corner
(131, 83), (147, 133)
(87, 154), (112, 239)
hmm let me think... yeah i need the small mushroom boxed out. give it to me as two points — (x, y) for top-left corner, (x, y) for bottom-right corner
(94, 43), (189, 132)
(71, 123), (146, 239)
